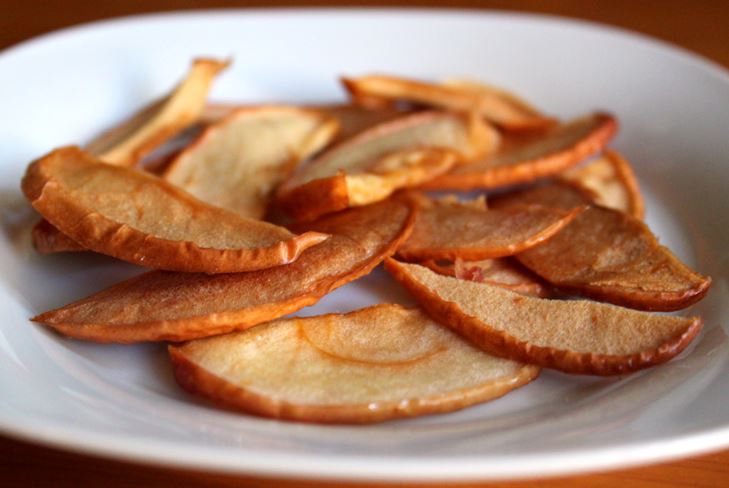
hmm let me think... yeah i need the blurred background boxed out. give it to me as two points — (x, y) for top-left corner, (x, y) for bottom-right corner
(2, 1), (729, 68)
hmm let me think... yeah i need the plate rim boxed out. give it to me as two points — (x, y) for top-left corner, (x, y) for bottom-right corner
(2, 7), (729, 481)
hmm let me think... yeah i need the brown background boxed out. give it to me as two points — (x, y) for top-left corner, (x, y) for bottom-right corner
(2, 1), (728, 487)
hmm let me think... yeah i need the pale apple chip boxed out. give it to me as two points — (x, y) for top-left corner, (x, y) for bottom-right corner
(21, 146), (328, 273)
(341, 75), (555, 131)
(422, 113), (617, 191)
(169, 304), (539, 423)
(454, 258), (552, 297)
(492, 183), (711, 311)
(385, 260), (703, 376)
(85, 58), (229, 167)
(564, 149), (645, 219)
(163, 106), (339, 219)
(277, 110), (500, 221)
(396, 194), (584, 261)
(31, 198), (416, 343)
(31, 219), (84, 254)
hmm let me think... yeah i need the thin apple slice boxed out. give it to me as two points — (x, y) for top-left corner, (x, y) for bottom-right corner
(422, 113), (617, 191)
(492, 183), (712, 311)
(397, 194), (583, 261)
(420, 259), (457, 276)
(31, 219), (84, 254)
(315, 104), (412, 143)
(169, 304), (539, 423)
(21, 146), (328, 273)
(85, 58), (229, 167)
(385, 260), (703, 376)
(454, 258), (552, 297)
(31, 198), (415, 343)
(564, 149), (645, 219)
(277, 111), (500, 221)
(163, 106), (339, 219)
(342, 75), (555, 131)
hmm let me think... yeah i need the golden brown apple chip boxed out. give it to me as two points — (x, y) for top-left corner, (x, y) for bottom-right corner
(454, 258), (552, 297)
(341, 75), (555, 131)
(31, 219), (84, 254)
(385, 260), (703, 376)
(169, 304), (539, 423)
(21, 146), (328, 273)
(492, 183), (711, 311)
(564, 149), (645, 219)
(85, 58), (229, 167)
(422, 113), (618, 191)
(31, 198), (416, 343)
(396, 194), (584, 261)
(277, 110), (500, 221)
(163, 106), (339, 219)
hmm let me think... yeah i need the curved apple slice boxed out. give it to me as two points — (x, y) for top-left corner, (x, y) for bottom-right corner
(169, 304), (539, 423)
(163, 106), (339, 219)
(492, 183), (712, 311)
(85, 58), (229, 167)
(31, 198), (415, 343)
(385, 260), (703, 376)
(397, 195), (583, 261)
(31, 219), (84, 254)
(22, 146), (328, 273)
(564, 149), (645, 219)
(277, 111), (500, 221)
(342, 75), (555, 131)
(454, 258), (552, 297)
(423, 113), (617, 191)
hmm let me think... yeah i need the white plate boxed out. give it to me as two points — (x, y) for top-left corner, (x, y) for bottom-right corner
(0, 9), (728, 482)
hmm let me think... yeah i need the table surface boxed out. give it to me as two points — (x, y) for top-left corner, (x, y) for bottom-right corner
(2, 1), (728, 486)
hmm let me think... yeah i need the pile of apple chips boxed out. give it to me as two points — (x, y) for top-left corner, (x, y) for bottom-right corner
(21, 59), (711, 424)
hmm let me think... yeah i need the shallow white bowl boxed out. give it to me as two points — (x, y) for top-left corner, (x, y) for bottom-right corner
(0, 9), (727, 482)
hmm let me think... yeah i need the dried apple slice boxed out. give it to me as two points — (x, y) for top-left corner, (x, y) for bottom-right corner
(564, 149), (645, 219)
(317, 104), (411, 142)
(163, 106), (339, 219)
(31, 219), (84, 254)
(21, 146), (328, 273)
(31, 198), (415, 343)
(85, 58), (229, 167)
(342, 75), (555, 131)
(277, 110), (500, 221)
(396, 195), (584, 261)
(454, 258), (551, 297)
(420, 259), (457, 276)
(385, 260), (703, 376)
(492, 183), (711, 311)
(422, 113), (617, 191)
(169, 304), (539, 423)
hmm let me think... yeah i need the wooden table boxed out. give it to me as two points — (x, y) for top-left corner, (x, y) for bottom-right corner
(2, 1), (728, 486)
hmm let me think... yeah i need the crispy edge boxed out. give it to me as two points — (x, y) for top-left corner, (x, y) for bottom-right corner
(21, 147), (329, 273)
(422, 113), (618, 191)
(384, 259), (703, 376)
(32, 200), (418, 343)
